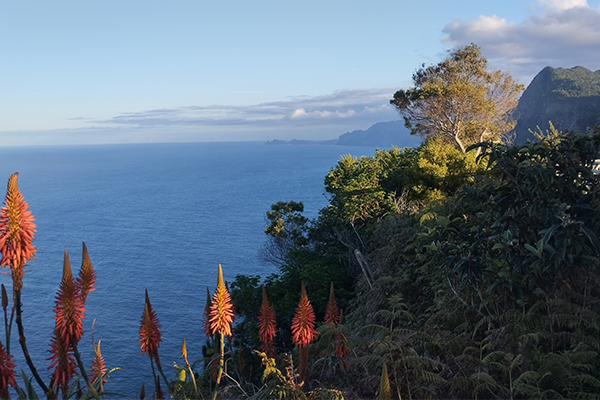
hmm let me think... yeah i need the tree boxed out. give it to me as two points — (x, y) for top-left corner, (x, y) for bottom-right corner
(390, 44), (524, 154)
(261, 201), (309, 265)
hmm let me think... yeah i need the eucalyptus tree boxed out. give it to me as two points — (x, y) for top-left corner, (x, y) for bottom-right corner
(390, 44), (524, 154)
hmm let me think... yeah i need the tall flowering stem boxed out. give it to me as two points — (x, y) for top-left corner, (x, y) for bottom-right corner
(53, 251), (85, 348)
(0, 174), (49, 394)
(49, 249), (101, 400)
(209, 264), (235, 400)
(181, 338), (198, 397)
(258, 286), (276, 358)
(49, 251), (83, 398)
(48, 330), (76, 398)
(291, 282), (317, 386)
(89, 340), (107, 388)
(139, 290), (169, 392)
(324, 282), (348, 360)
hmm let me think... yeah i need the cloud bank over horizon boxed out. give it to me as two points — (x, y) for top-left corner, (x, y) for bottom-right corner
(0, 89), (402, 146)
(443, 0), (600, 84)
(96, 88), (398, 128)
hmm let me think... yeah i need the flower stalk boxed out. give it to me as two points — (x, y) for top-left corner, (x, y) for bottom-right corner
(139, 290), (169, 393)
(0, 174), (49, 395)
(291, 282), (317, 386)
(258, 286), (276, 358)
(181, 338), (198, 397)
(209, 264), (235, 400)
(49, 249), (100, 400)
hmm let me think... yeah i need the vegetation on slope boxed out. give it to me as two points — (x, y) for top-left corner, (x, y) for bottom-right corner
(230, 126), (600, 399)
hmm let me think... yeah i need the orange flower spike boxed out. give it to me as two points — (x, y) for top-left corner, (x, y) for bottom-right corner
(47, 330), (77, 396)
(291, 282), (318, 348)
(209, 264), (235, 337)
(139, 290), (162, 361)
(324, 281), (340, 325)
(0, 341), (16, 399)
(0, 173), (36, 291)
(77, 242), (96, 302)
(202, 287), (212, 338)
(258, 286), (276, 356)
(89, 340), (107, 385)
(53, 250), (85, 346)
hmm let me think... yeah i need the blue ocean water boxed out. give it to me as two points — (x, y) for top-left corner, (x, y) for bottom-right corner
(0, 141), (383, 397)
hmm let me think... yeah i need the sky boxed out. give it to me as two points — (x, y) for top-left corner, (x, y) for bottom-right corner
(1, 0), (599, 146)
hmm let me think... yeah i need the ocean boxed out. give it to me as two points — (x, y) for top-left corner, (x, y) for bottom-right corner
(0, 141), (384, 397)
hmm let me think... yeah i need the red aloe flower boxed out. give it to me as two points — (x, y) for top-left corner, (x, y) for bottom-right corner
(77, 242), (96, 302)
(139, 289), (162, 367)
(258, 286), (276, 357)
(291, 282), (317, 348)
(0, 341), (16, 399)
(48, 329), (77, 396)
(324, 281), (340, 325)
(202, 287), (212, 338)
(53, 250), (85, 347)
(49, 251), (84, 397)
(291, 282), (317, 386)
(209, 264), (235, 337)
(89, 340), (107, 385)
(0, 173), (36, 291)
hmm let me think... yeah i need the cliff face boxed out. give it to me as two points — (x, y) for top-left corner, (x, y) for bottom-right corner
(514, 66), (600, 143)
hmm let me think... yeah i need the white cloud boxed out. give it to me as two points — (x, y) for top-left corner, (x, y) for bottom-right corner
(291, 108), (308, 119)
(538, 0), (589, 12)
(443, 0), (600, 84)
(467, 15), (511, 33)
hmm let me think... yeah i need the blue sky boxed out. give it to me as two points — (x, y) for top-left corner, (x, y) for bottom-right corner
(1, 0), (599, 146)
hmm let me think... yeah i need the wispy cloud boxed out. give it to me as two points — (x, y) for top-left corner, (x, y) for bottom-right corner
(94, 89), (400, 130)
(443, 0), (600, 84)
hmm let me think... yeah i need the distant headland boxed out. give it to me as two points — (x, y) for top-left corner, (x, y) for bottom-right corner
(266, 120), (422, 148)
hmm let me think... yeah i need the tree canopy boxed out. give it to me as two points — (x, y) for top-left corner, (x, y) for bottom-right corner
(390, 44), (524, 153)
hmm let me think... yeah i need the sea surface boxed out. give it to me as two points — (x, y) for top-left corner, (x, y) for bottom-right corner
(0, 141), (385, 397)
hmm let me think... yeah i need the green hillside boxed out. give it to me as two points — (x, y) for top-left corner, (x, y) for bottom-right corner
(514, 66), (600, 142)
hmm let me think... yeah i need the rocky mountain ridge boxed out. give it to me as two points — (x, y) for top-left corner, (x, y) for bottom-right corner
(514, 66), (600, 143)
